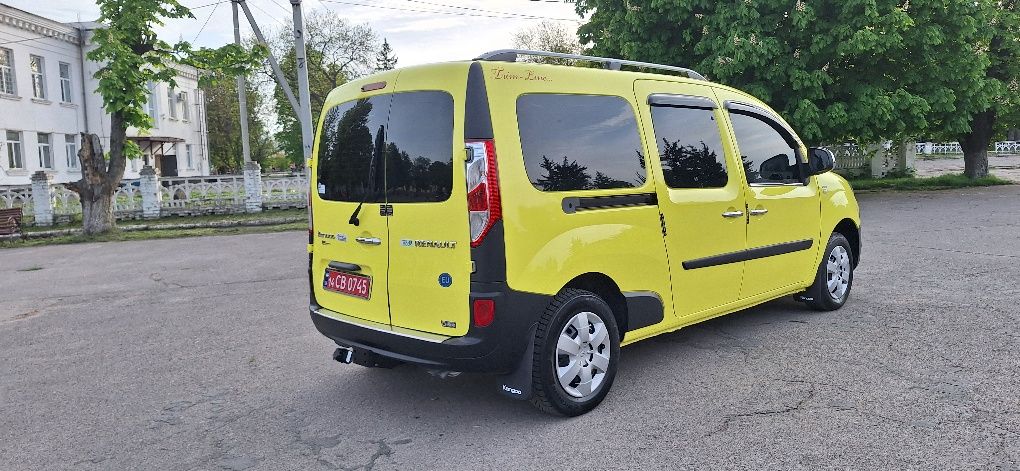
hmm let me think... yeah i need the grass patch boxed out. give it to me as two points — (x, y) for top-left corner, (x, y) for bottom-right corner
(2, 221), (305, 249)
(848, 173), (1013, 191)
(20, 208), (306, 234)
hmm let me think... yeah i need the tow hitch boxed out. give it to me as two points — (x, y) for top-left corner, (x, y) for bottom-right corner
(332, 346), (354, 364)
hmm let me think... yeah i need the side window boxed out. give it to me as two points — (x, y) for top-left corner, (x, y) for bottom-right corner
(728, 112), (801, 184)
(649, 105), (728, 188)
(517, 94), (645, 192)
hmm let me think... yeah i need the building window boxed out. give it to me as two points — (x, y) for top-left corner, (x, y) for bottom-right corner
(6, 131), (23, 169)
(30, 55), (46, 99)
(180, 91), (190, 121)
(37, 133), (52, 168)
(167, 85), (177, 119)
(0, 48), (15, 95)
(65, 134), (78, 169)
(145, 82), (159, 127)
(185, 144), (193, 169)
(59, 62), (72, 103)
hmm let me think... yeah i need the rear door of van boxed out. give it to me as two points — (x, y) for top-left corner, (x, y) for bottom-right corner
(386, 65), (472, 337)
(312, 64), (472, 337)
(312, 80), (396, 327)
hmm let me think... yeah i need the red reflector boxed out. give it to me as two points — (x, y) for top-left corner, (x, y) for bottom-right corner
(472, 299), (495, 327)
(466, 182), (488, 211)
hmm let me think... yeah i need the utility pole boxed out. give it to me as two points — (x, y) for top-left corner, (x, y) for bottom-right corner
(291, 0), (314, 165)
(231, 0), (252, 165)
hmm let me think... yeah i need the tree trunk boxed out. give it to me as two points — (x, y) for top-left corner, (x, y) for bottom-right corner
(71, 111), (130, 235)
(959, 109), (995, 179)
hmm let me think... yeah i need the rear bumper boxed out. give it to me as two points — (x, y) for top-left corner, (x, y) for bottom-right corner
(309, 281), (550, 374)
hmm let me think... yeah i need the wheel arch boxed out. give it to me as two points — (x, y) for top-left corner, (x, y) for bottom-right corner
(833, 218), (861, 268)
(563, 272), (628, 333)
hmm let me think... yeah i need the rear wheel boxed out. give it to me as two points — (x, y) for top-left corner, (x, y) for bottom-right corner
(804, 233), (854, 311)
(530, 289), (620, 416)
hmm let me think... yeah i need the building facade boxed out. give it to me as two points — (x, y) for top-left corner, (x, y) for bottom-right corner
(0, 3), (210, 186)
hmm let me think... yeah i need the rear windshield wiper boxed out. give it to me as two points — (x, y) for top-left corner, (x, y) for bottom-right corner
(349, 125), (386, 226)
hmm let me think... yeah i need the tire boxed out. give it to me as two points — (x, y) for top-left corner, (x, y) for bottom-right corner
(804, 232), (854, 311)
(530, 288), (621, 416)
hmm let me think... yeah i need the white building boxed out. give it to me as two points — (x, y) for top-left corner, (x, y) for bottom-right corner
(0, 3), (210, 185)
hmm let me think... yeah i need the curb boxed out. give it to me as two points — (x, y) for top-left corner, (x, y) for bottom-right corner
(1, 216), (304, 241)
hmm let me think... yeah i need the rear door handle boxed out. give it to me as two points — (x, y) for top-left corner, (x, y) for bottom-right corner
(328, 261), (362, 272)
(355, 237), (381, 245)
(721, 210), (744, 218)
(749, 208), (768, 216)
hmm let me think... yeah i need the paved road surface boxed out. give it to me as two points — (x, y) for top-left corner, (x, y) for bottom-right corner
(2, 186), (1019, 470)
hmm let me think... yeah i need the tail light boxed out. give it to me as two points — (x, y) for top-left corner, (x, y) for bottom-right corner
(465, 139), (501, 247)
(472, 299), (495, 327)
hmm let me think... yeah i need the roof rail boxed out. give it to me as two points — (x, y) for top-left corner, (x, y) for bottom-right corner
(473, 49), (707, 81)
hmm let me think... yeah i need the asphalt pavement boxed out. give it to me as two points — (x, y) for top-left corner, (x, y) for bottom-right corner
(1, 185), (1019, 470)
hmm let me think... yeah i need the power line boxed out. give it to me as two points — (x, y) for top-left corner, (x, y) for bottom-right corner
(192, 0), (222, 42)
(248, 0), (289, 26)
(319, 0), (581, 22)
(401, 0), (578, 21)
(186, 0), (228, 10)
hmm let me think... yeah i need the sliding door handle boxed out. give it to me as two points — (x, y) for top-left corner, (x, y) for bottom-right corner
(721, 210), (744, 218)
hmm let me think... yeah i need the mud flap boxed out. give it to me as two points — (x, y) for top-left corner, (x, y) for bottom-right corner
(496, 325), (536, 400)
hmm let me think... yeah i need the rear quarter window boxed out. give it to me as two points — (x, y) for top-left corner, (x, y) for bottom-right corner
(517, 94), (645, 192)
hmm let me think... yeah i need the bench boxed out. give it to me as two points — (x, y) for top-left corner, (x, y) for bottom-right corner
(0, 207), (23, 236)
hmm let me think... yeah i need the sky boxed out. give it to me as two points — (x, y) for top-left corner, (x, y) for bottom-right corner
(11, 0), (583, 66)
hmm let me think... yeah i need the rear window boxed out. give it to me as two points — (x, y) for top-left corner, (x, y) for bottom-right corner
(517, 94), (645, 192)
(316, 91), (454, 203)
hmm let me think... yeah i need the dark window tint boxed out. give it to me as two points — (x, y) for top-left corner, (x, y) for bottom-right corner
(316, 91), (454, 203)
(316, 96), (390, 202)
(517, 94), (644, 192)
(650, 105), (728, 188)
(728, 112), (802, 184)
(385, 91), (454, 203)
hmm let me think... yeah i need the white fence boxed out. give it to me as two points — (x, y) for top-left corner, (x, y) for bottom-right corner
(0, 172), (308, 225)
(916, 141), (1020, 155)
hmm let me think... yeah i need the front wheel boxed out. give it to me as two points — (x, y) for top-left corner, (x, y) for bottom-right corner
(804, 232), (854, 311)
(530, 289), (620, 416)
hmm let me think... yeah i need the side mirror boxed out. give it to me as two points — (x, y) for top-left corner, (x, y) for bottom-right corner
(807, 147), (835, 175)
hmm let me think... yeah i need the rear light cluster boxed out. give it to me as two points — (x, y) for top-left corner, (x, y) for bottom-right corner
(465, 139), (501, 247)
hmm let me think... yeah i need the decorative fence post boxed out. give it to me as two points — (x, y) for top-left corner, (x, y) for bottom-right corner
(243, 161), (263, 213)
(30, 171), (54, 226)
(139, 165), (162, 219)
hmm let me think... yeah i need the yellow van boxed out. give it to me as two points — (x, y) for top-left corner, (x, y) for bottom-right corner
(307, 50), (861, 416)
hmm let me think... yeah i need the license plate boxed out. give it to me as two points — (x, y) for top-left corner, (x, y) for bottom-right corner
(323, 269), (372, 300)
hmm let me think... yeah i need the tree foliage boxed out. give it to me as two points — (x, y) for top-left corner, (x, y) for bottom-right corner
(576, 0), (1019, 178)
(265, 11), (379, 164)
(513, 20), (583, 64)
(375, 38), (398, 71)
(76, 0), (263, 234)
(202, 77), (274, 173)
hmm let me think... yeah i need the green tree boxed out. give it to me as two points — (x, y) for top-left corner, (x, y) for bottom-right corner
(576, 0), (1013, 178)
(512, 20), (582, 64)
(375, 38), (398, 71)
(75, 0), (263, 234)
(202, 77), (274, 174)
(267, 11), (378, 165)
